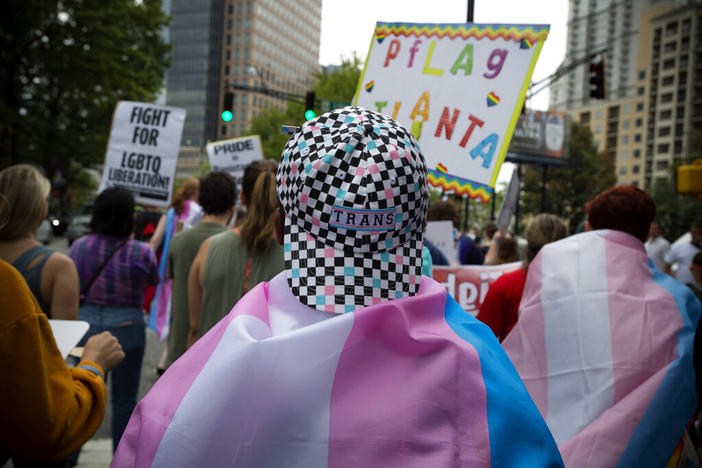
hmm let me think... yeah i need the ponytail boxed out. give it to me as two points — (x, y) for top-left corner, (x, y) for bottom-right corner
(239, 171), (278, 253)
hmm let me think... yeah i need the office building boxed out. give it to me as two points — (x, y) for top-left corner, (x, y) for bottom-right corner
(166, 0), (321, 150)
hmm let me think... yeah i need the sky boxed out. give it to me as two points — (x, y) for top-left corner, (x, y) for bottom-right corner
(318, 0), (570, 185)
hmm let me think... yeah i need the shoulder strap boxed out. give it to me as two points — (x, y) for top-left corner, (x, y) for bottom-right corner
(80, 241), (127, 304)
(12, 245), (51, 272)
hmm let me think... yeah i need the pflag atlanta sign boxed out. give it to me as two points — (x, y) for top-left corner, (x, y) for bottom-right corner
(98, 101), (186, 207)
(354, 23), (549, 201)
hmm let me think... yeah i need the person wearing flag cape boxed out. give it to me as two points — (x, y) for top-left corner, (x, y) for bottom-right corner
(112, 107), (563, 467)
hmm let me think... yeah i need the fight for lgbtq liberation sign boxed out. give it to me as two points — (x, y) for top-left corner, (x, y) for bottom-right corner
(99, 101), (186, 207)
(206, 135), (263, 192)
(354, 23), (549, 201)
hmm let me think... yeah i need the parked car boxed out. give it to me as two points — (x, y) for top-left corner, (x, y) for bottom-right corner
(36, 219), (52, 245)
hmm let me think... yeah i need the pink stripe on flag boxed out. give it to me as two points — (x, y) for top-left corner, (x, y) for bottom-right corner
(558, 231), (681, 466)
(112, 282), (271, 467)
(502, 254), (549, 418)
(328, 278), (492, 466)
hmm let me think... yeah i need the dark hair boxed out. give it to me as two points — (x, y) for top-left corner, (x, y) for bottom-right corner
(484, 221), (498, 240)
(239, 170), (278, 252)
(90, 187), (135, 238)
(585, 186), (655, 243)
(242, 159), (278, 205)
(427, 200), (460, 229)
(497, 236), (518, 263)
(693, 252), (702, 268)
(198, 171), (237, 215)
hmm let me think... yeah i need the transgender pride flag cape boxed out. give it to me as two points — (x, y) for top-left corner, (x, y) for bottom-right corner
(503, 230), (701, 468)
(113, 273), (563, 467)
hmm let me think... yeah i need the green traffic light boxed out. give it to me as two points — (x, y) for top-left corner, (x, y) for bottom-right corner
(221, 110), (233, 122)
(304, 109), (316, 120)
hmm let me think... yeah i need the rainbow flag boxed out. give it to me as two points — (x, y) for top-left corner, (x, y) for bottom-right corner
(436, 162), (447, 173)
(503, 230), (701, 468)
(486, 92), (500, 107)
(113, 274), (563, 467)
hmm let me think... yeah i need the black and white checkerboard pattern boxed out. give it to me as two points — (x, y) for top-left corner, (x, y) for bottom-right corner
(277, 106), (428, 313)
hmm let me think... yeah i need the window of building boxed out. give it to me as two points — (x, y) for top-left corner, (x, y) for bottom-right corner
(635, 118), (643, 127)
(226, 34), (231, 45)
(226, 50), (230, 60)
(234, 49), (240, 60)
(636, 102), (644, 112)
(634, 149), (641, 158)
(664, 42), (677, 53)
(634, 133), (642, 143)
(244, 49), (249, 59)
(228, 4), (233, 14)
(620, 150), (628, 161)
(236, 18), (242, 28)
(638, 69), (646, 80)
(595, 109), (603, 120)
(246, 1), (252, 13)
(224, 65), (230, 75)
(661, 92), (673, 103)
(632, 165), (640, 174)
(657, 143), (670, 153)
(677, 106), (685, 119)
(658, 126), (671, 137)
(619, 166), (627, 175)
(638, 87), (645, 96)
(663, 58), (676, 70)
(622, 119), (630, 129)
(245, 18), (251, 29)
(240, 110), (247, 120)
(660, 110), (672, 120)
(227, 19), (232, 30)
(234, 64), (238, 76)
(237, 2), (242, 14)
(678, 89), (686, 101)
(241, 94), (247, 105)
(665, 22), (678, 36)
(621, 135), (629, 145)
(661, 76), (674, 87)
(632, 180), (639, 187)
(676, 124), (684, 137)
(221, 125), (227, 136)
(656, 161), (668, 170)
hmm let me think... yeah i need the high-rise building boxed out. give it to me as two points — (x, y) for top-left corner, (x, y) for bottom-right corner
(550, 0), (659, 110)
(560, 1), (701, 189)
(166, 0), (322, 151)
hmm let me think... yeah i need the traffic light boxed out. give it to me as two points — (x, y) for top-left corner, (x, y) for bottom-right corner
(304, 91), (316, 120)
(221, 92), (234, 122)
(589, 60), (605, 99)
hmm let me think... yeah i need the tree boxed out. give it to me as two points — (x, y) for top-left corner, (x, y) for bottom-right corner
(520, 121), (617, 232)
(0, 0), (169, 183)
(247, 57), (361, 160)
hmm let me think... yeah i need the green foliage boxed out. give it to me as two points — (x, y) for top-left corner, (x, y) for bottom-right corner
(521, 121), (617, 232)
(247, 57), (362, 160)
(0, 0), (169, 179)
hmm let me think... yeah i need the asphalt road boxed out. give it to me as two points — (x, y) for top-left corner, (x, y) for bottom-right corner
(49, 235), (166, 441)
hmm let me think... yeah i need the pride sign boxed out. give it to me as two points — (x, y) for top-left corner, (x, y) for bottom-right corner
(354, 23), (549, 201)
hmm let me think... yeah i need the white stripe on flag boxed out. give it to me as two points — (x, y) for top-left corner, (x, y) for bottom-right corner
(541, 232), (614, 446)
(151, 312), (354, 467)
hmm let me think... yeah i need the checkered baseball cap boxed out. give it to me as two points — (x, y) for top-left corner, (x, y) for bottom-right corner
(277, 106), (428, 314)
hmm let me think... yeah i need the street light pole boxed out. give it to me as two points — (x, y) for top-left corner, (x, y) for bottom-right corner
(467, 0), (474, 22)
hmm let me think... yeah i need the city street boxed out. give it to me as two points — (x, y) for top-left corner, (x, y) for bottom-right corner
(50, 235), (165, 466)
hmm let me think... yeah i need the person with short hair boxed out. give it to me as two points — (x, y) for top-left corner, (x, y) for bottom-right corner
(503, 186), (701, 467)
(644, 219), (670, 271)
(0, 164), (80, 320)
(68, 187), (159, 451)
(664, 221), (702, 287)
(113, 107), (562, 467)
(165, 171), (237, 367)
(187, 160), (283, 345)
(477, 213), (567, 342)
(480, 220), (498, 255)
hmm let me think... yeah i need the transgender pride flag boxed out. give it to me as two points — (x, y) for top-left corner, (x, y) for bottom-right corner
(503, 230), (701, 468)
(113, 273), (563, 467)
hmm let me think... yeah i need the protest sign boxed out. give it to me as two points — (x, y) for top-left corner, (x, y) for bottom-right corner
(354, 22), (549, 201)
(206, 135), (263, 191)
(99, 101), (186, 207)
(432, 261), (522, 316)
(495, 169), (520, 232)
(425, 220), (458, 264)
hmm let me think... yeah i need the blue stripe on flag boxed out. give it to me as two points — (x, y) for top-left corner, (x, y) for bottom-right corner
(443, 295), (564, 467)
(617, 263), (700, 467)
(148, 207), (175, 335)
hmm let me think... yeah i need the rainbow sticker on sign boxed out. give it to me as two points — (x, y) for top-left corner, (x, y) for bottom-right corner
(486, 92), (500, 107)
(354, 22), (550, 202)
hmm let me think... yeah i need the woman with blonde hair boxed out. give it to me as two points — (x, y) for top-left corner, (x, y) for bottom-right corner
(187, 160), (284, 345)
(0, 164), (79, 319)
(477, 213), (567, 341)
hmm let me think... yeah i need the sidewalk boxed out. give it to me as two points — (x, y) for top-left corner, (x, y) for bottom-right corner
(76, 439), (112, 467)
